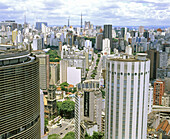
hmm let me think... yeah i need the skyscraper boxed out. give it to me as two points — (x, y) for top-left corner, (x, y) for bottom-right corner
(96, 33), (103, 51)
(36, 22), (47, 31)
(147, 49), (159, 80)
(104, 24), (112, 49)
(0, 51), (40, 138)
(36, 54), (50, 91)
(105, 53), (150, 139)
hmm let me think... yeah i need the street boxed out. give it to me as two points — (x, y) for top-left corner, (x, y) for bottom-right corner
(48, 118), (75, 138)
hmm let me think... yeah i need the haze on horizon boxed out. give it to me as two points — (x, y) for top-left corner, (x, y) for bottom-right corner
(0, 0), (170, 26)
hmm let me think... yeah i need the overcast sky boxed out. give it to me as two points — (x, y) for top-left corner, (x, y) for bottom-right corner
(0, 0), (170, 26)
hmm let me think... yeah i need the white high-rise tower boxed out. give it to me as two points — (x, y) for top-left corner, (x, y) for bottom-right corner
(105, 53), (150, 139)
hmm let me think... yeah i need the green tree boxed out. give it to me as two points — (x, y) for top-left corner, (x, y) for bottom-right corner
(85, 132), (91, 139)
(91, 74), (95, 79)
(45, 118), (48, 132)
(58, 101), (75, 118)
(92, 56), (94, 61)
(46, 50), (61, 62)
(72, 87), (77, 93)
(68, 88), (72, 92)
(48, 134), (60, 139)
(63, 131), (75, 139)
(60, 82), (69, 87)
(86, 68), (89, 72)
(98, 54), (101, 58)
(101, 90), (105, 98)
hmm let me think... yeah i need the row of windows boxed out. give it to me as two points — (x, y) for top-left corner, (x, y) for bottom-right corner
(109, 72), (149, 76)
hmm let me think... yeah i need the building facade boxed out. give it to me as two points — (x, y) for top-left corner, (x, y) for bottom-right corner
(105, 54), (150, 139)
(104, 24), (112, 49)
(0, 51), (40, 138)
(153, 80), (165, 105)
(36, 54), (50, 90)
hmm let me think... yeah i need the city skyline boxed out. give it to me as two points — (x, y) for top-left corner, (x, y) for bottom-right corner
(0, 0), (170, 26)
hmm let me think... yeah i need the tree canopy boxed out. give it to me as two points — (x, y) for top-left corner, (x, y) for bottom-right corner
(85, 131), (104, 139)
(57, 100), (75, 118)
(63, 131), (75, 139)
(48, 134), (60, 139)
(46, 50), (61, 62)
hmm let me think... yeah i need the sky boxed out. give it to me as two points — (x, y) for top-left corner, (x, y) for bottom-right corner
(0, 0), (170, 26)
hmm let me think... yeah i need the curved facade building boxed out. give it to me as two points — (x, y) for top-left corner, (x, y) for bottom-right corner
(105, 54), (150, 139)
(0, 51), (40, 139)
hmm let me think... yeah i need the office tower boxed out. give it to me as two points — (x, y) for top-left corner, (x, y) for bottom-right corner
(153, 80), (165, 105)
(147, 49), (159, 80)
(75, 80), (103, 138)
(148, 83), (153, 114)
(104, 24), (112, 48)
(33, 35), (43, 50)
(105, 53), (150, 139)
(75, 94), (84, 139)
(36, 54), (50, 91)
(159, 52), (168, 68)
(60, 60), (68, 84)
(143, 31), (149, 40)
(12, 28), (18, 45)
(121, 27), (127, 40)
(102, 38), (110, 55)
(85, 21), (90, 29)
(36, 22), (47, 31)
(96, 33), (103, 50)
(50, 62), (59, 85)
(44, 81), (57, 120)
(0, 51), (40, 138)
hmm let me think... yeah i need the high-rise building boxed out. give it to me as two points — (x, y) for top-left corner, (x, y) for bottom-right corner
(36, 22), (47, 31)
(60, 60), (68, 84)
(147, 49), (159, 80)
(33, 35), (43, 50)
(104, 24), (112, 49)
(153, 80), (165, 105)
(159, 52), (168, 68)
(85, 21), (90, 29)
(44, 81), (57, 120)
(102, 38), (110, 55)
(75, 80), (103, 138)
(36, 54), (50, 90)
(50, 62), (59, 85)
(12, 28), (18, 45)
(0, 51), (40, 138)
(105, 53), (150, 139)
(96, 33), (103, 50)
(121, 27), (127, 40)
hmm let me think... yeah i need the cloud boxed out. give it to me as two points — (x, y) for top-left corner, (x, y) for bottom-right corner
(0, 0), (169, 26)
(0, 2), (9, 9)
